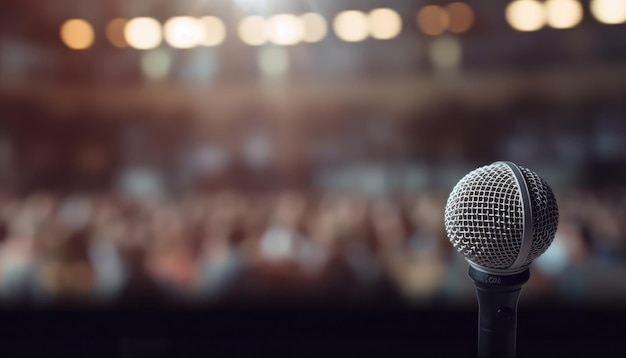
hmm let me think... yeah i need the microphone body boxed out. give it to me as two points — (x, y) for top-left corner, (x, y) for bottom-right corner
(444, 161), (559, 358)
(469, 266), (529, 358)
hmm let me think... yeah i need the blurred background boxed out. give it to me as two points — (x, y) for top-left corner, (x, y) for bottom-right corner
(0, 0), (625, 311)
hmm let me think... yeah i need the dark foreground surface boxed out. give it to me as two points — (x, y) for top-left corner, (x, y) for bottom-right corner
(0, 304), (624, 358)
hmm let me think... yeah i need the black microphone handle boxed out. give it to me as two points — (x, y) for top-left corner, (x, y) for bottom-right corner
(468, 266), (530, 358)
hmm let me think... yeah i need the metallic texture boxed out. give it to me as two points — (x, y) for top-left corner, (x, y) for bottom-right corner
(444, 161), (559, 274)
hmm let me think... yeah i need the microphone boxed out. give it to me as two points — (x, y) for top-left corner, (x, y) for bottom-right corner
(444, 161), (559, 358)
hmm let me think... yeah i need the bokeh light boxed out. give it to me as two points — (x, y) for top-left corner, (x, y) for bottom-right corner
(125, 17), (162, 50)
(446, 3), (475, 34)
(334, 11), (370, 42)
(429, 35), (463, 70)
(369, 8), (402, 40)
(60, 19), (95, 50)
(141, 49), (171, 81)
(300, 13), (328, 43)
(106, 18), (128, 48)
(417, 6), (450, 36)
(198, 16), (226, 46)
(164, 16), (203, 49)
(590, 0), (626, 24)
(506, 0), (546, 32)
(239, 16), (268, 46)
(258, 46), (290, 78)
(545, 0), (583, 29)
(267, 14), (305, 46)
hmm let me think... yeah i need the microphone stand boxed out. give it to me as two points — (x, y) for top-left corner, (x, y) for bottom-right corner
(468, 266), (530, 358)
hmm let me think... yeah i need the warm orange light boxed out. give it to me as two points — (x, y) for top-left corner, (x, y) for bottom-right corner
(60, 19), (95, 50)
(446, 3), (475, 34)
(417, 6), (450, 36)
(106, 18), (128, 48)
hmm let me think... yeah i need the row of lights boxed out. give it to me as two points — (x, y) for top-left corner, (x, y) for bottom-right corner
(60, 0), (626, 50)
(506, 0), (626, 32)
(60, 4), (475, 50)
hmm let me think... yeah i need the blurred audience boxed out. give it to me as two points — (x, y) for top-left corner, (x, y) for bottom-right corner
(0, 188), (623, 308)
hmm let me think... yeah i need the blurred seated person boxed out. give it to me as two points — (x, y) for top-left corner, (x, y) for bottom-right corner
(195, 198), (246, 302)
(35, 224), (96, 304)
(241, 191), (313, 301)
(327, 195), (399, 304)
(371, 199), (445, 304)
(529, 220), (590, 303)
(0, 196), (56, 303)
(144, 207), (198, 303)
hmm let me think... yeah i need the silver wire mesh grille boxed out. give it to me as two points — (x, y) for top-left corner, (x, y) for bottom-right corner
(444, 162), (558, 270)
(518, 166), (559, 266)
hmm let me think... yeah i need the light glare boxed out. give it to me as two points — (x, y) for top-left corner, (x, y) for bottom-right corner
(239, 16), (268, 46)
(125, 17), (162, 50)
(164, 17), (203, 49)
(334, 11), (369, 42)
(590, 0), (626, 24)
(267, 14), (305, 45)
(369, 8), (402, 40)
(545, 0), (583, 29)
(506, 0), (546, 32)
(300, 13), (327, 43)
(198, 16), (226, 46)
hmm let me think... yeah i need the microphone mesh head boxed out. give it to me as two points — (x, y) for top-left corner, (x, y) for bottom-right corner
(444, 162), (559, 271)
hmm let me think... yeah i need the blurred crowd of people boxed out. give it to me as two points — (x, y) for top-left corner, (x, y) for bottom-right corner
(0, 188), (624, 308)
